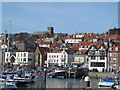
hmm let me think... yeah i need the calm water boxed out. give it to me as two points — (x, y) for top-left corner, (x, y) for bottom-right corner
(23, 77), (114, 89)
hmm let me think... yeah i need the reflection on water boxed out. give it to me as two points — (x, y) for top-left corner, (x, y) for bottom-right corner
(26, 77), (115, 89)
(27, 77), (100, 88)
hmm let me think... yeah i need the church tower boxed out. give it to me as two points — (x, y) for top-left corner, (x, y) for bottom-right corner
(47, 27), (54, 34)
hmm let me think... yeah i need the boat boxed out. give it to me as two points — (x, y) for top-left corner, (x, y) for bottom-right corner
(98, 78), (117, 88)
(0, 75), (17, 89)
(51, 69), (67, 78)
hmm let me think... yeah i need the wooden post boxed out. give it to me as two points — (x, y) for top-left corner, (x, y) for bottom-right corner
(44, 69), (46, 82)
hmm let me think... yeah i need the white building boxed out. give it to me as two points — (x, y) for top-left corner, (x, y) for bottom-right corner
(5, 52), (35, 66)
(46, 50), (73, 67)
(65, 37), (82, 43)
(88, 44), (107, 72)
(73, 32), (87, 38)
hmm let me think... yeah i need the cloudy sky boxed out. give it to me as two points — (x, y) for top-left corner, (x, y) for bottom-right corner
(2, 2), (118, 34)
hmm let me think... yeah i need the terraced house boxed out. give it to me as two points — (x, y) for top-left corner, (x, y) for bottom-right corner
(107, 46), (120, 72)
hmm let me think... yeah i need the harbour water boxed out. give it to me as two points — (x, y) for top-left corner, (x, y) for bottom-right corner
(25, 77), (114, 89)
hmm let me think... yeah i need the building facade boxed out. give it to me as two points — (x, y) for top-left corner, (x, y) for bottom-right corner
(72, 50), (88, 68)
(46, 50), (73, 67)
(65, 37), (82, 43)
(5, 52), (35, 66)
(107, 46), (120, 72)
(35, 47), (49, 67)
(88, 44), (107, 72)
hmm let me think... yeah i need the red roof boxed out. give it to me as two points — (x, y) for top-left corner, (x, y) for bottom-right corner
(51, 51), (63, 53)
(88, 42), (107, 49)
(40, 42), (51, 44)
(110, 35), (120, 37)
(74, 50), (87, 55)
(88, 33), (94, 36)
(50, 43), (62, 47)
(93, 34), (98, 36)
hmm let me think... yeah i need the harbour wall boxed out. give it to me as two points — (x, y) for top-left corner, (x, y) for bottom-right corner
(88, 72), (119, 79)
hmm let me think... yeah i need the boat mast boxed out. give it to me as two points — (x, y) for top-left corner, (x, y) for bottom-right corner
(7, 21), (11, 69)
(3, 30), (6, 72)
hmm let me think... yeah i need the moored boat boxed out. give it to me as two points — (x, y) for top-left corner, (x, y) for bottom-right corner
(98, 78), (118, 88)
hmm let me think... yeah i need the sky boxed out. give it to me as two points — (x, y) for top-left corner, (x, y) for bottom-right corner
(2, 2), (118, 34)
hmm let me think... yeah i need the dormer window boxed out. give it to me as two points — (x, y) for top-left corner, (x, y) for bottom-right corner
(115, 47), (119, 51)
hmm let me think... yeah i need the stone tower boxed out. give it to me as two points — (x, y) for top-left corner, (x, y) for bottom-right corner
(47, 27), (54, 34)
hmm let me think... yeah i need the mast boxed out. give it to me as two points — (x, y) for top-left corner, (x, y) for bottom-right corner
(3, 30), (6, 72)
(7, 21), (11, 68)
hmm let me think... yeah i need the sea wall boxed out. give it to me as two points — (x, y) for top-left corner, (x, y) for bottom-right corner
(88, 72), (119, 79)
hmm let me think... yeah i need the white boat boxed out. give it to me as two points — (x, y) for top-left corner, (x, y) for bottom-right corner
(13, 74), (33, 83)
(0, 77), (17, 89)
(98, 78), (115, 88)
(98, 81), (115, 88)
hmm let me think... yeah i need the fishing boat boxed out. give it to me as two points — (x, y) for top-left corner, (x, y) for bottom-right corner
(98, 78), (117, 88)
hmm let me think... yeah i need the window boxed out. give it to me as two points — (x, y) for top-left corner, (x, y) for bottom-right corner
(109, 48), (113, 51)
(17, 58), (20, 62)
(113, 58), (116, 62)
(18, 53), (19, 57)
(24, 53), (26, 57)
(61, 59), (64, 62)
(91, 56), (95, 60)
(109, 58), (111, 62)
(57, 55), (58, 58)
(113, 53), (116, 56)
(29, 54), (32, 57)
(23, 58), (26, 61)
(49, 55), (51, 58)
(113, 64), (116, 68)
(85, 46), (87, 48)
(28, 58), (32, 61)
(91, 62), (105, 67)
(115, 47), (119, 51)
(109, 53), (112, 56)
(64, 55), (66, 57)
(100, 56), (105, 60)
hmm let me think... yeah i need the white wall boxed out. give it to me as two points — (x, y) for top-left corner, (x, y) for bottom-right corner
(5, 52), (35, 65)
(65, 39), (82, 43)
(47, 50), (72, 67)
